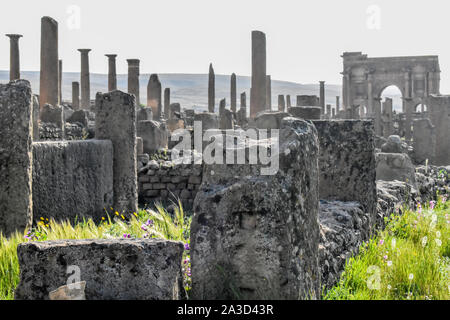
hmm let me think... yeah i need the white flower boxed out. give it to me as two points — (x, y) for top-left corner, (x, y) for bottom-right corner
(387, 284), (392, 290)
(422, 236), (428, 247)
(436, 231), (441, 238)
(409, 273), (414, 280)
(391, 238), (396, 249)
(436, 239), (442, 247)
(387, 261), (393, 267)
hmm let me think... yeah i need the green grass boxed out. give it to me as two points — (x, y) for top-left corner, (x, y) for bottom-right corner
(0, 200), (191, 300)
(324, 196), (450, 300)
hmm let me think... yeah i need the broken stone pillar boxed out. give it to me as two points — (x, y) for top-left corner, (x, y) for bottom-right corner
(326, 104), (331, 117)
(332, 108), (336, 118)
(40, 16), (59, 107)
(286, 95), (291, 108)
(382, 98), (393, 138)
(127, 59), (140, 106)
(95, 91), (138, 215)
(6, 34), (22, 81)
(266, 75), (271, 110)
(169, 103), (181, 119)
(137, 107), (153, 122)
(297, 95), (319, 107)
(288, 106), (321, 120)
(40, 103), (63, 129)
(72, 82), (80, 110)
(250, 31), (266, 118)
(78, 49), (91, 110)
(32, 95), (40, 141)
(0, 80), (33, 236)
(58, 60), (62, 104)
(147, 74), (162, 119)
(336, 96), (340, 112)
(278, 95), (285, 112)
(15, 239), (184, 300)
(219, 98), (226, 116)
(105, 54), (117, 91)
(219, 99), (233, 130)
(137, 120), (169, 154)
(137, 137), (144, 155)
(164, 88), (170, 119)
(412, 118), (435, 165)
(208, 63), (215, 113)
(230, 73), (237, 113)
(237, 92), (247, 126)
(191, 117), (320, 299)
(319, 81), (325, 114)
(427, 95), (450, 165)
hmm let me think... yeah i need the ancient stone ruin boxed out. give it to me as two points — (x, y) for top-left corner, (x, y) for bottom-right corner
(1, 15), (450, 302)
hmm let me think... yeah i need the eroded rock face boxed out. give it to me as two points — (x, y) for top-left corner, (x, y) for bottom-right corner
(15, 239), (184, 300)
(0, 80), (33, 236)
(376, 153), (416, 185)
(319, 201), (368, 290)
(191, 117), (320, 300)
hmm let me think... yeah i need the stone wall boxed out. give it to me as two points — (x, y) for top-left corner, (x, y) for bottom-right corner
(138, 160), (202, 210)
(32, 140), (113, 224)
(313, 120), (377, 232)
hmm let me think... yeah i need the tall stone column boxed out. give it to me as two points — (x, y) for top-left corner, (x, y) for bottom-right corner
(336, 96), (340, 112)
(105, 54), (117, 91)
(404, 99), (413, 142)
(250, 30), (266, 118)
(374, 98), (382, 136)
(208, 63), (215, 113)
(382, 98), (393, 138)
(266, 75), (272, 111)
(72, 82), (80, 110)
(147, 74), (162, 119)
(286, 95), (291, 108)
(58, 59), (63, 104)
(78, 49), (91, 110)
(40, 16), (59, 107)
(95, 90), (137, 215)
(127, 59), (140, 106)
(278, 95), (285, 112)
(367, 73), (373, 115)
(319, 81), (325, 115)
(343, 72), (351, 111)
(326, 104), (331, 117)
(6, 34), (22, 81)
(230, 73), (237, 113)
(164, 88), (170, 119)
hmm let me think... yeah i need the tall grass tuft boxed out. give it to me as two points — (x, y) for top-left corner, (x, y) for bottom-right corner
(0, 200), (191, 300)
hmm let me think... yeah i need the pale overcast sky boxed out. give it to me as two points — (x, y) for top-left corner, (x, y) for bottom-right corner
(1, 0), (450, 91)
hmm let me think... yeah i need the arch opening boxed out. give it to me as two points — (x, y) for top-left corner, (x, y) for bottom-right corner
(380, 85), (403, 113)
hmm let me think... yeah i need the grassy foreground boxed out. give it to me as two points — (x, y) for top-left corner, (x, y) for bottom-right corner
(1, 197), (448, 300)
(0, 201), (191, 300)
(325, 195), (449, 300)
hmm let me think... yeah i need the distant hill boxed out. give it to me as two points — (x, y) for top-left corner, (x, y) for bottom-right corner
(0, 71), (343, 112)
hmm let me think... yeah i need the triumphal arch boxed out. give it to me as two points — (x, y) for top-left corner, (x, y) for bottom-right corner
(341, 52), (440, 139)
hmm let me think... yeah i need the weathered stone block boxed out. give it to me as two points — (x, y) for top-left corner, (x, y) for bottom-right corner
(191, 117), (320, 300)
(412, 119), (435, 165)
(15, 239), (184, 300)
(312, 120), (377, 230)
(255, 111), (290, 129)
(194, 113), (219, 131)
(376, 153), (416, 185)
(32, 140), (113, 223)
(0, 80), (33, 236)
(137, 120), (169, 154)
(95, 91), (138, 214)
(288, 106), (321, 120)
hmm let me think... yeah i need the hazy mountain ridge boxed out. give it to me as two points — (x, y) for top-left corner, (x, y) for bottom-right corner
(0, 71), (343, 112)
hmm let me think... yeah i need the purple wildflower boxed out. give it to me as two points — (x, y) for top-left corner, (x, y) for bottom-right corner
(184, 243), (190, 251)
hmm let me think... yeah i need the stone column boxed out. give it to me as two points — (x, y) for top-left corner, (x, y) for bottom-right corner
(164, 88), (170, 119)
(105, 54), (117, 91)
(208, 63), (215, 113)
(58, 59), (62, 104)
(6, 34), (22, 81)
(240, 92), (246, 110)
(326, 104), (331, 117)
(382, 98), (393, 138)
(250, 30), (266, 118)
(336, 96), (340, 112)
(286, 95), (291, 108)
(343, 72), (351, 111)
(72, 82), (80, 110)
(230, 73), (237, 113)
(319, 81), (325, 115)
(0, 80), (33, 236)
(40, 16), (59, 107)
(374, 98), (382, 136)
(78, 49), (91, 110)
(147, 74), (162, 119)
(367, 73), (373, 115)
(127, 59), (140, 106)
(266, 75), (272, 111)
(332, 108), (335, 118)
(278, 95), (285, 112)
(428, 95), (450, 165)
(95, 90), (137, 215)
